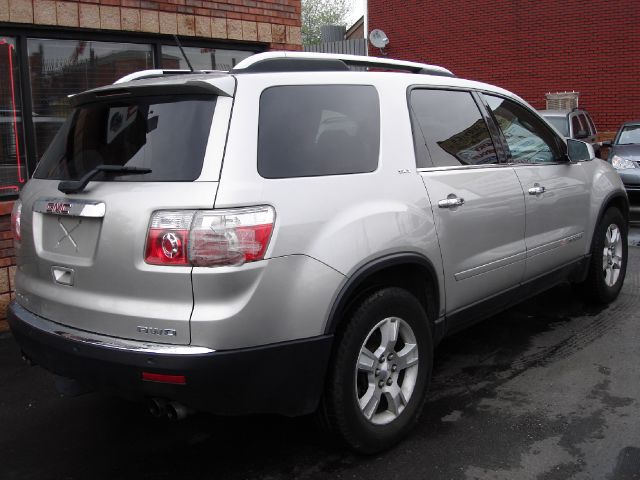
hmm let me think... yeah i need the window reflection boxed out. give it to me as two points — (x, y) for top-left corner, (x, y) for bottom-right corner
(161, 46), (253, 71)
(410, 89), (498, 167)
(27, 39), (154, 160)
(485, 95), (560, 164)
(0, 37), (26, 195)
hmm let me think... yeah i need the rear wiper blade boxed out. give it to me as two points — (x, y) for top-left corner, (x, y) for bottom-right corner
(58, 165), (152, 194)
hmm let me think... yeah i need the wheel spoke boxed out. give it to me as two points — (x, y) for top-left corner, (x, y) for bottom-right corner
(383, 386), (406, 416)
(394, 343), (418, 371)
(604, 267), (612, 285)
(379, 318), (399, 352)
(359, 385), (381, 420)
(358, 347), (377, 373)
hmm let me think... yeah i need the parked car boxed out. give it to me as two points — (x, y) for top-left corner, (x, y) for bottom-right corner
(603, 121), (640, 221)
(539, 108), (600, 155)
(8, 52), (629, 454)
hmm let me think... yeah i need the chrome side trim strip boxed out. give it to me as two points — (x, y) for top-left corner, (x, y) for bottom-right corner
(454, 251), (526, 281)
(33, 198), (106, 218)
(417, 163), (510, 173)
(13, 303), (214, 355)
(526, 232), (585, 258)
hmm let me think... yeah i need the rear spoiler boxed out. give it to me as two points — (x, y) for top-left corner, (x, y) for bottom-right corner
(68, 77), (235, 107)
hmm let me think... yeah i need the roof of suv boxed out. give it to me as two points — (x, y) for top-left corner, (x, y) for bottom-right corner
(68, 52), (524, 109)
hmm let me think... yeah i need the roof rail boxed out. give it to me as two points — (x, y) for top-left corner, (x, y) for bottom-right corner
(114, 69), (223, 84)
(231, 52), (455, 77)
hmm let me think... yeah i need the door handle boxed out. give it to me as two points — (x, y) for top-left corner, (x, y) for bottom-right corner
(438, 195), (465, 209)
(528, 184), (546, 195)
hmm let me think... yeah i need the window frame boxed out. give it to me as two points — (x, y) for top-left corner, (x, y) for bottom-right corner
(406, 85), (508, 171)
(479, 92), (568, 166)
(0, 23), (265, 198)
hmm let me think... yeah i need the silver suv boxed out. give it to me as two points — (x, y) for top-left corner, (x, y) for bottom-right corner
(8, 52), (629, 453)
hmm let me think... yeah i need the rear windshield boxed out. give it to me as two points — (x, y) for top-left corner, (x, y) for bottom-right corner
(34, 95), (216, 182)
(258, 85), (380, 178)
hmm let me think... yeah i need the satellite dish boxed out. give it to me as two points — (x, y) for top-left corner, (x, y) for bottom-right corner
(369, 29), (389, 49)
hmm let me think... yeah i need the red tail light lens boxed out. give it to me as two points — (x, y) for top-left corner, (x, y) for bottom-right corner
(145, 211), (195, 265)
(11, 200), (21, 243)
(144, 206), (275, 267)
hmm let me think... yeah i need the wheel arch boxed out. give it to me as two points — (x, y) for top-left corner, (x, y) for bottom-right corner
(590, 190), (629, 252)
(324, 253), (441, 339)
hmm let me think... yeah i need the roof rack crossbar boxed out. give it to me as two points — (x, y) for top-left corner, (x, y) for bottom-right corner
(231, 52), (455, 77)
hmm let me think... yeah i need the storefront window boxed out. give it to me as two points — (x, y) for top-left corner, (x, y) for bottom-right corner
(0, 37), (27, 195)
(161, 46), (253, 71)
(27, 39), (154, 160)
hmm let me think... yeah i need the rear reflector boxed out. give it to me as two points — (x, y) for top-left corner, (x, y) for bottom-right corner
(142, 372), (187, 385)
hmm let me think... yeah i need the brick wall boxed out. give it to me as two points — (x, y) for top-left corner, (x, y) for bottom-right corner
(0, 201), (14, 332)
(368, 0), (639, 133)
(2, 0), (302, 50)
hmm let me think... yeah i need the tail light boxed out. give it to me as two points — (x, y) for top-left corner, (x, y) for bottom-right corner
(11, 200), (21, 243)
(145, 211), (194, 265)
(145, 206), (275, 267)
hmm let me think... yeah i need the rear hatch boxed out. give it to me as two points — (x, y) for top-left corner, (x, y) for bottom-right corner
(15, 77), (233, 345)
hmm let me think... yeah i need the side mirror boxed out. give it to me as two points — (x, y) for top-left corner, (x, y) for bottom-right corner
(567, 138), (595, 162)
(601, 140), (613, 148)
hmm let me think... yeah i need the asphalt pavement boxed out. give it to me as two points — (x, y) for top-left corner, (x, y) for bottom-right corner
(1, 232), (640, 480)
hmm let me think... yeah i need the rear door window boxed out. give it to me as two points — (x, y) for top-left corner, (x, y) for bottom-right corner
(258, 85), (380, 178)
(35, 95), (216, 182)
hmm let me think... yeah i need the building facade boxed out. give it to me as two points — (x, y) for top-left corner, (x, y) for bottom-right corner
(0, 0), (301, 328)
(368, 0), (639, 135)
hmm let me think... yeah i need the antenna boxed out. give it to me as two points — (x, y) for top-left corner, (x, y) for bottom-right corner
(173, 34), (194, 72)
(369, 29), (389, 56)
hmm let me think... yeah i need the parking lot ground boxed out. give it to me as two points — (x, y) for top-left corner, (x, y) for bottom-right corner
(1, 237), (640, 480)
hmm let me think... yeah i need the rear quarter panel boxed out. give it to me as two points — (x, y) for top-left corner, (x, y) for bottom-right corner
(212, 73), (446, 328)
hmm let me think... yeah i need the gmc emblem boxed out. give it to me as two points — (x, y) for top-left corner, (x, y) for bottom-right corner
(47, 202), (71, 215)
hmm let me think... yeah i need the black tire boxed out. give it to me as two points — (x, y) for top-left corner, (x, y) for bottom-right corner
(319, 287), (433, 454)
(579, 207), (628, 303)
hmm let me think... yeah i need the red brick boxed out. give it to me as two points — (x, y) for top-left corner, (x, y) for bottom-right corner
(0, 201), (14, 216)
(369, 0), (639, 131)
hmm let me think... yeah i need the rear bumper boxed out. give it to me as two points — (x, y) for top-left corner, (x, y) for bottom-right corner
(8, 302), (333, 416)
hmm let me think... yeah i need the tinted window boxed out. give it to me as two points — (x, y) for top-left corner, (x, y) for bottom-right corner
(410, 89), (498, 167)
(35, 95), (216, 182)
(578, 114), (590, 135)
(485, 95), (562, 164)
(571, 115), (582, 137)
(258, 85), (379, 178)
(585, 114), (596, 135)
